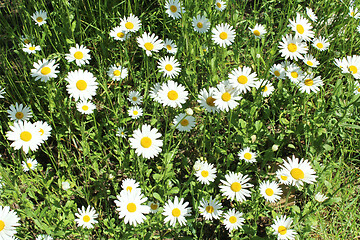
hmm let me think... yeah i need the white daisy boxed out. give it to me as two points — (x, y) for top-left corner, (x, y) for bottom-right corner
(303, 54), (319, 68)
(195, 161), (216, 185)
(116, 127), (127, 138)
(129, 124), (163, 159)
(162, 196), (191, 226)
(0, 87), (5, 98)
(22, 44), (41, 54)
(128, 106), (143, 119)
(107, 64), (128, 81)
(249, 23), (267, 39)
(298, 74), (323, 94)
(193, 159), (203, 171)
(314, 192), (328, 203)
(271, 215), (297, 240)
(115, 189), (150, 226)
(149, 83), (162, 101)
(192, 15), (211, 33)
(349, 6), (360, 19)
(223, 209), (245, 232)
(157, 80), (188, 108)
(173, 113), (195, 132)
(259, 180), (283, 203)
(148, 201), (160, 213)
(212, 23), (236, 47)
(6, 121), (42, 154)
(158, 56), (181, 79)
(334, 57), (347, 70)
(7, 103), (32, 122)
(34, 121), (52, 142)
(76, 100), (96, 114)
(120, 14), (142, 33)
(215, 0), (226, 11)
(32, 10), (47, 26)
(65, 44), (91, 66)
(270, 64), (286, 79)
(30, 59), (59, 82)
(65, 69), (98, 101)
(238, 147), (257, 163)
(257, 80), (275, 97)
(219, 171), (253, 202)
(165, 0), (185, 19)
(0, 206), (20, 239)
(288, 13), (314, 41)
(36, 235), (53, 240)
(306, 7), (317, 22)
(286, 64), (304, 83)
(278, 34), (308, 60)
(197, 87), (220, 113)
(137, 32), (164, 56)
(198, 196), (223, 220)
(121, 178), (140, 193)
(128, 91), (143, 105)
(280, 155), (317, 187)
(312, 37), (330, 51)
(22, 158), (38, 172)
(75, 206), (98, 229)
(228, 66), (258, 93)
(213, 81), (241, 112)
(275, 169), (291, 185)
(109, 26), (130, 41)
(163, 39), (177, 54)
(342, 55), (360, 79)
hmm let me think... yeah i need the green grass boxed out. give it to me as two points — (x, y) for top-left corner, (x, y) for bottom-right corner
(0, 0), (360, 239)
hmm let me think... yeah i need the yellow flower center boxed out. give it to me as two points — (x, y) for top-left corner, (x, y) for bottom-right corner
(180, 119), (189, 126)
(27, 162), (32, 168)
(132, 97), (137, 101)
(221, 92), (231, 102)
(229, 216), (237, 224)
(201, 170), (209, 177)
(165, 64), (173, 71)
(29, 46), (36, 51)
(237, 75), (248, 84)
(167, 90), (178, 100)
(20, 131), (32, 142)
(244, 152), (252, 160)
(74, 51), (83, 59)
(205, 205), (214, 213)
(39, 128), (44, 135)
(216, 2), (222, 8)
(172, 208), (181, 217)
(15, 112), (24, 119)
(126, 186), (132, 192)
(76, 80), (87, 91)
(166, 45), (172, 50)
(41, 67), (51, 75)
(349, 65), (358, 74)
(281, 175), (288, 181)
(125, 22), (134, 29)
(290, 168), (305, 180)
(144, 42), (154, 51)
(170, 5), (177, 12)
(316, 43), (323, 49)
(117, 32), (125, 38)
(278, 226), (287, 235)
(307, 61), (313, 66)
(113, 70), (121, 76)
(265, 188), (274, 196)
(304, 78), (313, 86)
(83, 215), (90, 222)
(291, 71), (298, 78)
(358, 87), (360, 92)
(0, 220), (5, 231)
(351, 11), (355, 17)
(296, 24), (305, 34)
(150, 203), (158, 210)
(206, 97), (216, 106)
(287, 43), (297, 53)
(36, 17), (43, 22)
(140, 137), (152, 148)
(127, 203), (137, 212)
(253, 30), (260, 36)
(197, 22), (203, 28)
(262, 86), (268, 92)
(133, 110), (138, 115)
(82, 105), (89, 111)
(230, 182), (242, 192)
(274, 70), (280, 77)
(219, 32), (228, 40)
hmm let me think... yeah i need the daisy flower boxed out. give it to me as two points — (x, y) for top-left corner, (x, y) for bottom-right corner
(32, 10), (47, 26)
(76, 100), (96, 114)
(157, 80), (188, 108)
(314, 192), (328, 203)
(212, 23), (236, 47)
(65, 69), (98, 101)
(258, 80), (275, 97)
(115, 189), (150, 226)
(198, 196), (223, 220)
(149, 83), (162, 101)
(34, 121), (52, 142)
(22, 44), (41, 54)
(280, 155), (317, 187)
(137, 32), (164, 56)
(197, 87), (220, 113)
(30, 59), (59, 82)
(219, 171), (253, 202)
(109, 26), (130, 41)
(349, 6), (360, 19)
(128, 106), (143, 119)
(279, 34), (307, 60)
(162, 196), (191, 226)
(121, 178), (140, 193)
(36, 235), (53, 240)
(22, 158), (38, 172)
(129, 124), (163, 159)
(128, 91), (143, 105)
(228, 66), (258, 93)
(65, 44), (91, 66)
(249, 23), (267, 38)
(238, 147), (257, 163)
(0, 87), (5, 98)
(173, 113), (195, 132)
(7, 103), (32, 122)
(192, 15), (211, 33)
(223, 209), (245, 232)
(120, 14), (142, 33)
(286, 64), (304, 83)
(312, 37), (330, 51)
(259, 180), (283, 203)
(303, 54), (319, 68)
(213, 81), (241, 112)
(0, 206), (20, 239)
(342, 55), (360, 79)
(163, 39), (177, 54)
(116, 127), (126, 138)
(306, 7), (317, 22)
(6, 121), (42, 154)
(288, 13), (314, 41)
(165, 0), (185, 19)
(215, 0), (226, 11)
(107, 64), (128, 81)
(148, 202), (160, 213)
(353, 81), (360, 95)
(275, 169), (291, 185)
(271, 215), (297, 240)
(334, 57), (347, 70)
(298, 74), (323, 94)
(75, 206), (98, 229)
(193, 159), (203, 171)
(270, 64), (286, 79)
(195, 161), (216, 185)
(158, 56), (181, 79)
